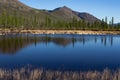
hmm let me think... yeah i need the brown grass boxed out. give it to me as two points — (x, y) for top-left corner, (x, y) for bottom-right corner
(1, 29), (120, 35)
(0, 68), (120, 80)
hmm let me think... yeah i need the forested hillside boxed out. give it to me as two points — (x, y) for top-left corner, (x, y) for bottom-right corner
(0, 0), (120, 30)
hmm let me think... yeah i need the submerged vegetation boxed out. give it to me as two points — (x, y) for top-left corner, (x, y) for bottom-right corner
(0, 67), (120, 80)
(0, 10), (120, 30)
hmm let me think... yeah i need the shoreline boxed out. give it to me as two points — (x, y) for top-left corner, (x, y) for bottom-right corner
(0, 29), (120, 35)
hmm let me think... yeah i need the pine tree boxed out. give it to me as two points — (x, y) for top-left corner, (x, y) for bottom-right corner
(0, 14), (2, 27)
(1, 9), (7, 28)
(111, 17), (114, 26)
(105, 17), (107, 23)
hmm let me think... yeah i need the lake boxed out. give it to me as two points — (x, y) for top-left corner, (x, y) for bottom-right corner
(0, 34), (120, 71)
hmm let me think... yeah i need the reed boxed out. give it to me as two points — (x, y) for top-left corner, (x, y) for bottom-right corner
(0, 68), (120, 80)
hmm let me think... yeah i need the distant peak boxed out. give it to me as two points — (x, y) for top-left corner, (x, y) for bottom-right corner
(62, 6), (71, 10)
(62, 6), (68, 8)
(53, 6), (72, 11)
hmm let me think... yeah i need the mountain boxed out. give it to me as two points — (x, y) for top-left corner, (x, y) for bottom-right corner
(51, 6), (81, 21)
(116, 23), (120, 25)
(0, 0), (100, 22)
(0, 0), (102, 30)
(73, 11), (100, 22)
(114, 23), (120, 26)
(0, 0), (33, 12)
(52, 6), (100, 22)
(0, 0), (60, 22)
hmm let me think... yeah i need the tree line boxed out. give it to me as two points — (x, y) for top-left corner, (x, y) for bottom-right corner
(0, 10), (120, 30)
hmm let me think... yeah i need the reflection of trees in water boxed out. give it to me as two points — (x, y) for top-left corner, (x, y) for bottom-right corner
(101, 36), (113, 46)
(0, 35), (38, 54)
(41, 35), (114, 47)
(0, 35), (114, 54)
(110, 36), (113, 46)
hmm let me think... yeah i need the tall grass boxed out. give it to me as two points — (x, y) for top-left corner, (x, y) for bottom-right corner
(0, 68), (120, 80)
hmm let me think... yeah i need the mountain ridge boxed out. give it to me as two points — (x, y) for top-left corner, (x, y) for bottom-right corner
(0, 0), (105, 30)
(0, 0), (100, 22)
(46, 6), (100, 22)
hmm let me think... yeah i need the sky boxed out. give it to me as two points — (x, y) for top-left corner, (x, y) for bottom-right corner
(20, 0), (120, 23)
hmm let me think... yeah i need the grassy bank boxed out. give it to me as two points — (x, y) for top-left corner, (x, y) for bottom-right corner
(0, 29), (120, 35)
(0, 68), (120, 80)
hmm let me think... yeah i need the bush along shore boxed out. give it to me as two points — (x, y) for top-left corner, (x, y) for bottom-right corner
(0, 68), (120, 80)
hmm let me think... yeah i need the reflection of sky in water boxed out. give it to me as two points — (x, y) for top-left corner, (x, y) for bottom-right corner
(0, 34), (120, 71)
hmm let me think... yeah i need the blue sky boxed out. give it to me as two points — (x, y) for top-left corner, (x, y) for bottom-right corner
(20, 0), (120, 23)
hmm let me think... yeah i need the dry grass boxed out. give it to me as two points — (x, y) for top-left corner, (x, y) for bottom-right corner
(0, 68), (120, 80)
(1, 29), (120, 35)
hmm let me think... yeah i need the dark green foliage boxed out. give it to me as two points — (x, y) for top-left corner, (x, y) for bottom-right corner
(112, 17), (114, 26)
(0, 0), (120, 30)
(0, 10), (120, 30)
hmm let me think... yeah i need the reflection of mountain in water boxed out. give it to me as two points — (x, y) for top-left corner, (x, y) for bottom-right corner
(0, 34), (114, 54)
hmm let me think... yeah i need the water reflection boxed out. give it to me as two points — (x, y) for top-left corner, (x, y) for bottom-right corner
(0, 34), (120, 71)
(0, 34), (116, 54)
(0, 35), (38, 54)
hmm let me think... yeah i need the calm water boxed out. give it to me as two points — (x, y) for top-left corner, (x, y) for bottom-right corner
(0, 34), (120, 71)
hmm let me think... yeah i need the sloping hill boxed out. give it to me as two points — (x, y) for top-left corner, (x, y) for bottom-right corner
(0, 0), (100, 22)
(51, 6), (81, 21)
(51, 6), (100, 22)
(73, 11), (100, 22)
(0, 0), (33, 13)
(0, 0), (101, 29)
(0, 0), (59, 22)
